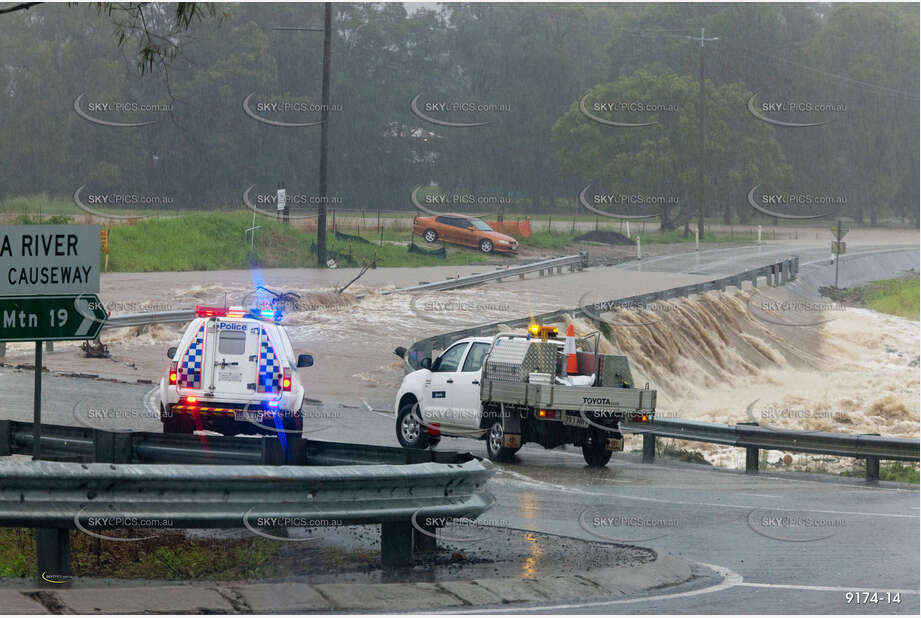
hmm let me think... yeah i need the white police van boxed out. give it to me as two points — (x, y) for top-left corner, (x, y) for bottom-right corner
(158, 305), (313, 435)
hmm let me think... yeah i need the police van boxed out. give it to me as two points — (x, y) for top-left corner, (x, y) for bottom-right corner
(158, 306), (314, 435)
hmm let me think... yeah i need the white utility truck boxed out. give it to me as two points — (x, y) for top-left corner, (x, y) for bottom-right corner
(394, 325), (656, 466)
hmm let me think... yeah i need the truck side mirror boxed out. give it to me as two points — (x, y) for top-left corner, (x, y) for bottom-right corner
(420, 357), (432, 370)
(167, 346), (177, 359)
(394, 346), (406, 359)
(297, 354), (314, 368)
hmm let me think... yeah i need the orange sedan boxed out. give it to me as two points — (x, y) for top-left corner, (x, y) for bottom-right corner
(413, 214), (519, 254)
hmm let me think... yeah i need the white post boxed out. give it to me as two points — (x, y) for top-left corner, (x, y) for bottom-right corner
(695, 229), (699, 251)
(757, 224), (762, 245)
(636, 235), (642, 260)
(625, 220), (630, 237)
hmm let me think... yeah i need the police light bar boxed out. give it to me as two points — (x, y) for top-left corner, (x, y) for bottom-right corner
(195, 306), (247, 318)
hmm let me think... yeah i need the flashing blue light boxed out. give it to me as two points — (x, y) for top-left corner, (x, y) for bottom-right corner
(268, 400), (279, 408)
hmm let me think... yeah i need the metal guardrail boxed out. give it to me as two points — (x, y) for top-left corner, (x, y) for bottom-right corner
(102, 309), (195, 329)
(0, 419), (479, 467)
(381, 252), (589, 295)
(402, 257), (799, 371)
(621, 417), (920, 481)
(0, 420), (496, 571)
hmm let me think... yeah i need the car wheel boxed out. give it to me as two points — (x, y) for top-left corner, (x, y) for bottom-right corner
(396, 401), (430, 449)
(582, 430), (613, 467)
(485, 421), (519, 462)
(479, 238), (494, 253)
(423, 229), (438, 243)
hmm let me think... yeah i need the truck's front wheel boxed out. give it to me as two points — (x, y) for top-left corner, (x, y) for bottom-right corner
(396, 402), (430, 449)
(485, 421), (520, 462)
(582, 430), (613, 467)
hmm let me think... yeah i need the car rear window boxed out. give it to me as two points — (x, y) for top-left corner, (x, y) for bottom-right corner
(218, 330), (247, 355)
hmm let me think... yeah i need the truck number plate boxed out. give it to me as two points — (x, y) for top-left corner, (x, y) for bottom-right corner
(218, 370), (241, 382)
(234, 410), (261, 422)
(563, 414), (589, 428)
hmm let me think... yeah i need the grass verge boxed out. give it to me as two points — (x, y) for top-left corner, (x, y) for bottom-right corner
(821, 274), (919, 321)
(105, 213), (486, 271)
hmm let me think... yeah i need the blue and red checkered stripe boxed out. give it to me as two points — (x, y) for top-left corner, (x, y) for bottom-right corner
(257, 327), (281, 393)
(178, 324), (205, 389)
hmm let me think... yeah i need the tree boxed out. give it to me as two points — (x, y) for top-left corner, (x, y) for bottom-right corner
(552, 70), (792, 231)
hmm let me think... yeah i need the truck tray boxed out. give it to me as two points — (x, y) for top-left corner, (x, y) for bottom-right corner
(481, 378), (656, 413)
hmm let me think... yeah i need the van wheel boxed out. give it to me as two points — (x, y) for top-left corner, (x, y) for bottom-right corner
(485, 421), (519, 462)
(423, 229), (438, 243)
(582, 430), (612, 467)
(479, 238), (494, 253)
(162, 406), (192, 434)
(283, 412), (303, 436)
(396, 402), (429, 449)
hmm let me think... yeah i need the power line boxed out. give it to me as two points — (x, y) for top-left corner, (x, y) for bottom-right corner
(717, 38), (919, 100)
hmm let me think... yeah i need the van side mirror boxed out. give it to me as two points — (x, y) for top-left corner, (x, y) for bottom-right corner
(297, 354), (314, 368)
(167, 346), (177, 359)
(420, 357), (432, 370)
(394, 346), (406, 359)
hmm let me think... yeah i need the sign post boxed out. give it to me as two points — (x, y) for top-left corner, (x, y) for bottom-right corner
(0, 225), (105, 583)
(831, 220), (850, 288)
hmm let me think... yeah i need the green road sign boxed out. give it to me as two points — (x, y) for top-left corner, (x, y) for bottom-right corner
(0, 294), (107, 342)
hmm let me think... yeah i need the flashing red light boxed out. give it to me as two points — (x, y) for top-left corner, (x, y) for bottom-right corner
(282, 368), (292, 392)
(185, 396), (197, 404)
(169, 361), (178, 385)
(195, 306), (247, 318)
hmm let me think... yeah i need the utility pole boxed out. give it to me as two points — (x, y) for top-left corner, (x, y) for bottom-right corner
(317, 2), (332, 266)
(272, 3), (332, 266)
(687, 28), (718, 240)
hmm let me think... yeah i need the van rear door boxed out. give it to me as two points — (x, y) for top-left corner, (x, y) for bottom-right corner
(204, 320), (261, 399)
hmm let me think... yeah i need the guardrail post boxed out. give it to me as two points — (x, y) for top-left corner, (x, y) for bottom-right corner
(791, 256), (799, 279)
(519, 272), (525, 280)
(93, 430), (132, 463)
(642, 434), (655, 463)
(36, 528), (71, 586)
(865, 456), (880, 483)
(0, 341), (5, 358)
(413, 522), (438, 553)
(745, 447), (759, 473)
(0, 419), (10, 456)
(45, 341), (54, 353)
(381, 520), (414, 567)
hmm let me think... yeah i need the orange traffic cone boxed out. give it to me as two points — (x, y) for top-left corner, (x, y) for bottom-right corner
(563, 323), (578, 376)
